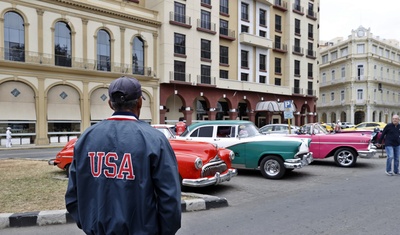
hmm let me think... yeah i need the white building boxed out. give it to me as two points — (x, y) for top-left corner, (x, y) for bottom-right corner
(318, 26), (400, 124)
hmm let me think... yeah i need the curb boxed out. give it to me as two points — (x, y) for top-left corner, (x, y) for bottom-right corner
(0, 193), (228, 229)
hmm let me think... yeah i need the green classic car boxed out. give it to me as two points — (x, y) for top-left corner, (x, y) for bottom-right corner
(177, 120), (313, 179)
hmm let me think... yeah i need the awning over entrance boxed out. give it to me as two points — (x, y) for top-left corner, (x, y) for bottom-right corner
(255, 101), (296, 112)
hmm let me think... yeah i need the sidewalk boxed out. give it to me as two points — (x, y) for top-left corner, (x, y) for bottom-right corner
(0, 192), (228, 229)
(0, 143), (65, 151)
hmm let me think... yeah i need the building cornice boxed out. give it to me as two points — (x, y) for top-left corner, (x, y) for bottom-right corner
(37, 0), (161, 27)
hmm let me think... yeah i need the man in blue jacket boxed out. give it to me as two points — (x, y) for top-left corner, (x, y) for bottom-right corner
(377, 114), (400, 176)
(65, 76), (181, 234)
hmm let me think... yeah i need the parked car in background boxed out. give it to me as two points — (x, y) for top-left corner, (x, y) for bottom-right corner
(342, 122), (386, 132)
(48, 135), (238, 187)
(286, 123), (376, 167)
(259, 124), (300, 134)
(152, 124), (176, 139)
(176, 120), (313, 179)
(340, 122), (355, 129)
(320, 123), (334, 132)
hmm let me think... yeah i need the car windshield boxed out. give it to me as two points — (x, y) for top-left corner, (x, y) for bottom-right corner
(154, 128), (174, 139)
(299, 123), (328, 135)
(238, 123), (262, 138)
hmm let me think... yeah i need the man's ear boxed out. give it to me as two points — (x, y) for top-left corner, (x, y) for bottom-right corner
(108, 100), (115, 110)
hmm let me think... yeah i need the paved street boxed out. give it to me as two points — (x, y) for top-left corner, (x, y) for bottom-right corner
(3, 154), (400, 235)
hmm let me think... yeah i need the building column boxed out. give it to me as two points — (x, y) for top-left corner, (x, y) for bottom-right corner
(207, 110), (217, 120)
(248, 112), (255, 123)
(182, 110), (193, 125)
(35, 78), (49, 145)
(229, 109), (238, 120)
(159, 109), (167, 124)
(81, 82), (90, 131)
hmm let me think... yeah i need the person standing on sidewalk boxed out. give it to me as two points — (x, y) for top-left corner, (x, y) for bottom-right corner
(5, 127), (12, 148)
(65, 76), (181, 234)
(377, 114), (400, 176)
(175, 117), (186, 136)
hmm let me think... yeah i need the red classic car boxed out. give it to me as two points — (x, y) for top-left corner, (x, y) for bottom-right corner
(286, 123), (376, 167)
(48, 135), (237, 187)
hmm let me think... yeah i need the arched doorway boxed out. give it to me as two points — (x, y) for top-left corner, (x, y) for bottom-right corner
(354, 111), (365, 124)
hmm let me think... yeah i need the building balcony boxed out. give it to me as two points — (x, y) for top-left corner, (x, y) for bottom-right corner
(239, 33), (272, 49)
(292, 87), (303, 95)
(196, 75), (216, 86)
(220, 27), (236, 41)
(197, 19), (216, 35)
(292, 46), (304, 56)
(306, 9), (317, 20)
(273, 0), (287, 11)
(306, 49), (316, 59)
(169, 71), (191, 83)
(273, 42), (287, 53)
(217, 78), (292, 96)
(169, 12), (192, 29)
(306, 89), (316, 96)
(292, 3), (304, 15)
(0, 47), (154, 76)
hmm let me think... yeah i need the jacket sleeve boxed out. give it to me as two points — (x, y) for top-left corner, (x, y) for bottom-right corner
(65, 153), (82, 229)
(151, 139), (182, 235)
(378, 125), (388, 144)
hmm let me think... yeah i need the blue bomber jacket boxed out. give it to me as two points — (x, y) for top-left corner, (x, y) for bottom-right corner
(65, 112), (181, 235)
(378, 122), (400, 147)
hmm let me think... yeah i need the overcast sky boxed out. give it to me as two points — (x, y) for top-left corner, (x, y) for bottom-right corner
(319, 0), (400, 41)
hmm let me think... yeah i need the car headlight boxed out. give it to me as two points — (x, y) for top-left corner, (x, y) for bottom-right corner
(229, 150), (235, 161)
(194, 157), (203, 170)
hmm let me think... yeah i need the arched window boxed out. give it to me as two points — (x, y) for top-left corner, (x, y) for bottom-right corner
(54, 21), (72, 67)
(97, 30), (111, 71)
(132, 37), (144, 75)
(4, 11), (25, 62)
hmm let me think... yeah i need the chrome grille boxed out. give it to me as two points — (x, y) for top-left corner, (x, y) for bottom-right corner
(201, 161), (228, 177)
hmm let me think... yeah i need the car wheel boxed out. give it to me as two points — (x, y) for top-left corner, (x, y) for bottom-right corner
(260, 156), (286, 179)
(65, 164), (71, 178)
(334, 148), (357, 167)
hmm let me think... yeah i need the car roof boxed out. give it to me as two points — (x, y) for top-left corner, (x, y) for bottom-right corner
(187, 120), (253, 129)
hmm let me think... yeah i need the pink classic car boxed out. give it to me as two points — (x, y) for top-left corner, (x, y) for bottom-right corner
(287, 123), (376, 167)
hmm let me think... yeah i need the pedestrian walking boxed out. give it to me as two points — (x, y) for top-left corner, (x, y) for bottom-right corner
(334, 120), (341, 133)
(65, 76), (181, 235)
(377, 114), (400, 176)
(6, 127), (12, 148)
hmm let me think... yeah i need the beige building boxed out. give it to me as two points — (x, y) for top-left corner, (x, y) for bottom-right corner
(151, 0), (320, 128)
(318, 26), (400, 124)
(0, 0), (160, 145)
(269, 0), (319, 125)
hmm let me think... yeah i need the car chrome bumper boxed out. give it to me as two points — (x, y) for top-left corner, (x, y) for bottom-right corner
(182, 168), (238, 187)
(48, 159), (56, 165)
(284, 152), (314, 169)
(358, 149), (376, 158)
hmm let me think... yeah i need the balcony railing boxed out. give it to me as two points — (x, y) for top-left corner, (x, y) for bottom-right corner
(219, 27), (236, 40)
(196, 75), (215, 85)
(292, 46), (304, 55)
(169, 71), (191, 83)
(0, 47), (153, 76)
(169, 12), (191, 28)
(306, 49), (316, 58)
(274, 0), (288, 11)
(292, 4), (304, 14)
(197, 19), (216, 34)
(293, 87), (303, 94)
(307, 9), (317, 20)
(306, 89), (316, 96)
(273, 42), (287, 52)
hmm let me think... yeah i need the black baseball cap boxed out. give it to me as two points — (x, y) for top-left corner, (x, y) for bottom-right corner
(108, 76), (145, 102)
